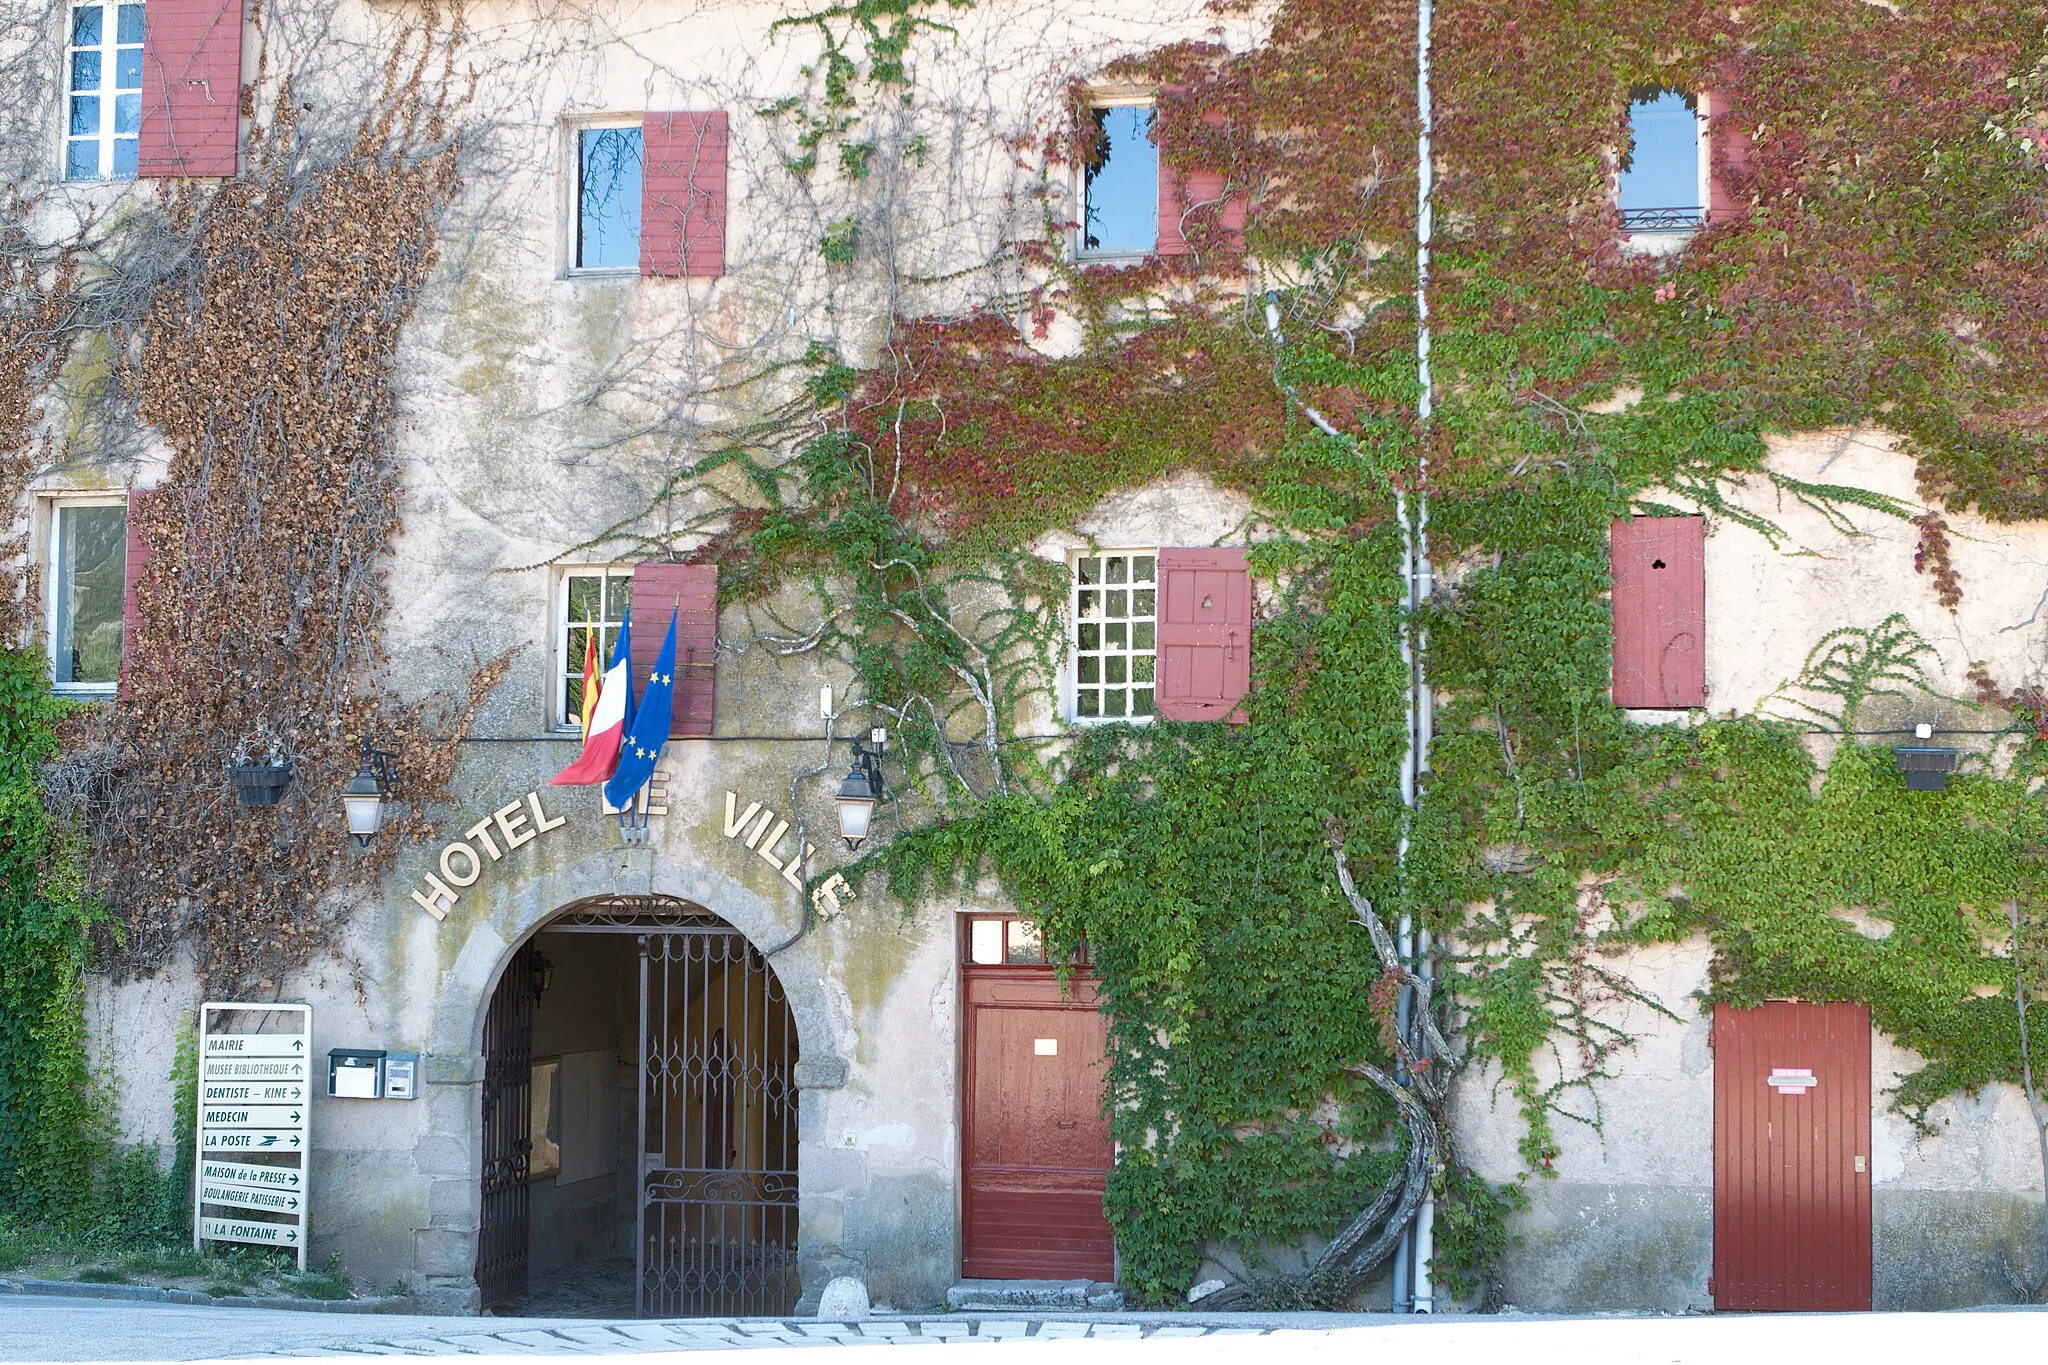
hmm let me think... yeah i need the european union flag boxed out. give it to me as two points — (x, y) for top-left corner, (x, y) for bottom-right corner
(603, 607), (676, 811)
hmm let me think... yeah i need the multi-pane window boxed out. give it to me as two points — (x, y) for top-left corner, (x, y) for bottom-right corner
(1619, 91), (1704, 231)
(49, 501), (127, 691)
(575, 125), (643, 270)
(1072, 551), (1156, 721)
(65, 1), (143, 182)
(558, 568), (631, 728)
(1081, 103), (1158, 255)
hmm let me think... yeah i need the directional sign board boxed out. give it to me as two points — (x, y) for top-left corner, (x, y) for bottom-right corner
(196, 1002), (310, 1269)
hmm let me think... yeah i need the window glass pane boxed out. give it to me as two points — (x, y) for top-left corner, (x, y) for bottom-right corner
(1105, 622), (1125, 649)
(55, 504), (126, 686)
(1006, 919), (1043, 964)
(1083, 105), (1159, 254)
(567, 573), (600, 621)
(1134, 555), (1155, 582)
(116, 47), (140, 89)
(1106, 557), (1126, 585)
(969, 919), (1004, 965)
(113, 92), (139, 135)
(1106, 589), (1127, 618)
(605, 572), (632, 619)
(577, 128), (644, 270)
(66, 141), (99, 180)
(1134, 622), (1155, 651)
(1104, 688), (1127, 718)
(1076, 557), (1100, 585)
(1077, 622), (1098, 651)
(1134, 588), (1155, 616)
(1077, 689), (1099, 717)
(116, 2), (142, 42)
(111, 137), (136, 178)
(1133, 655), (1155, 683)
(1077, 589), (1098, 619)
(1619, 92), (1701, 224)
(1105, 656), (1126, 685)
(72, 5), (102, 47)
(1133, 688), (1154, 717)
(70, 95), (98, 136)
(72, 50), (100, 91)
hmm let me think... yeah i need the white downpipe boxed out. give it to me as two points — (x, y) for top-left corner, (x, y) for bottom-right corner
(1409, 0), (1438, 1316)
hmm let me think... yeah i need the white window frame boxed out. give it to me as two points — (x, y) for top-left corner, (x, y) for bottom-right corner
(44, 492), (128, 697)
(565, 115), (645, 278)
(1618, 91), (1711, 256)
(1074, 95), (1158, 263)
(62, 0), (143, 183)
(1066, 547), (1158, 725)
(553, 565), (633, 731)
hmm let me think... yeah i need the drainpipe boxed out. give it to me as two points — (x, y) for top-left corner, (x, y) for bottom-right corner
(1407, 0), (1438, 1316)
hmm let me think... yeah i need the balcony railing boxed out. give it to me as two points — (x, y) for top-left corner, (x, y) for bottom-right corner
(1621, 205), (1705, 231)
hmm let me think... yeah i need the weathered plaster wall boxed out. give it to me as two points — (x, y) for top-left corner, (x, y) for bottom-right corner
(1674, 427), (2048, 735)
(1452, 937), (2046, 1313)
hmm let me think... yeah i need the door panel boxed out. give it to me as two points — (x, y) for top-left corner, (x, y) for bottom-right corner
(1712, 1001), (1872, 1311)
(962, 969), (1114, 1280)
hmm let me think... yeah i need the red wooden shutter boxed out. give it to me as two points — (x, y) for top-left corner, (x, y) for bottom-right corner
(640, 112), (728, 278)
(138, 0), (244, 178)
(1610, 516), (1706, 709)
(629, 562), (718, 737)
(1155, 547), (1252, 721)
(1155, 110), (1245, 257)
(1699, 90), (1751, 226)
(118, 490), (154, 694)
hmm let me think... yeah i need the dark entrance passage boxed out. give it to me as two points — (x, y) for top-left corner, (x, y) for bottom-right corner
(960, 915), (1115, 1280)
(477, 940), (542, 1307)
(1711, 1001), (1873, 1311)
(474, 897), (799, 1317)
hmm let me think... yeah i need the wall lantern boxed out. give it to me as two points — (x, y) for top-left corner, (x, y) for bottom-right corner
(342, 744), (400, 846)
(1894, 723), (1959, 792)
(226, 760), (294, 807)
(530, 952), (554, 1000)
(835, 732), (887, 851)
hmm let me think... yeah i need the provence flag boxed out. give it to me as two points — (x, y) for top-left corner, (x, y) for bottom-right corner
(603, 608), (677, 811)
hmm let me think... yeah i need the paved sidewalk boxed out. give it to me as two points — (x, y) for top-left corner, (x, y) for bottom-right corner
(2, 1297), (2045, 1365)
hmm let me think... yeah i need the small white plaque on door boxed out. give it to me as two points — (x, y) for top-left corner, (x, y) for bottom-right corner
(1034, 1038), (1058, 1056)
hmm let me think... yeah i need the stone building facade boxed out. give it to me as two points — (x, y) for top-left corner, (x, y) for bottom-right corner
(10, 0), (2046, 1320)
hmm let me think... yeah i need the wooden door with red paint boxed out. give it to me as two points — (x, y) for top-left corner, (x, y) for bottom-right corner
(1712, 1002), (1872, 1311)
(961, 917), (1115, 1280)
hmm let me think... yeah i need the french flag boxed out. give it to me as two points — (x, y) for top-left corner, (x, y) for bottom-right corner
(550, 617), (634, 786)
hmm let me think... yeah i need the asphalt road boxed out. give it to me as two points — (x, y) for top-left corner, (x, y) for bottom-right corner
(0, 1296), (2042, 1364)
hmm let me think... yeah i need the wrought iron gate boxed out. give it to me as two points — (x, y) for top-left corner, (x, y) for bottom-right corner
(639, 927), (799, 1317)
(477, 940), (541, 1307)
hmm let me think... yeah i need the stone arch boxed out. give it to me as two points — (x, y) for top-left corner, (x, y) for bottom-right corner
(427, 846), (845, 1088)
(408, 846), (847, 1314)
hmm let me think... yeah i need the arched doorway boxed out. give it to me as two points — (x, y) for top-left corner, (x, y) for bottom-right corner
(476, 896), (800, 1317)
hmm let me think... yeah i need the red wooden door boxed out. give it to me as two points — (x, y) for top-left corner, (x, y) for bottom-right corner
(1712, 1002), (1872, 1311)
(961, 941), (1114, 1280)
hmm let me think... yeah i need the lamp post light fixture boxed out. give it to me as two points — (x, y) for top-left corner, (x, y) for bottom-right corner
(1894, 722), (1960, 793)
(835, 735), (886, 851)
(342, 743), (401, 847)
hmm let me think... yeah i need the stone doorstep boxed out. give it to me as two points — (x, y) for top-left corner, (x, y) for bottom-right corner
(944, 1280), (1125, 1312)
(0, 1277), (416, 1314)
